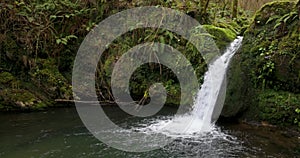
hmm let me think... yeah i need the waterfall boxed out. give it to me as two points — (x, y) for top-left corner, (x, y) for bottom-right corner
(191, 36), (244, 131)
(138, 37), (243, 136)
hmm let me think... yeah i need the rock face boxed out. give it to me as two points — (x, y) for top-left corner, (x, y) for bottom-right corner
(222, 0), (300, 126)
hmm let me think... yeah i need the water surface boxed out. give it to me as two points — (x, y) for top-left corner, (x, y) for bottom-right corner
(0, 106), (299, 158)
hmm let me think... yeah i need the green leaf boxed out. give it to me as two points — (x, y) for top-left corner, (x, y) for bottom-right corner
(50, 15), (57, 20)
(16, 12), (28, 17)
(66, 35), (77, 39)
(273, 21), (282, 29)
(159, 36), (165, 44)
(266, 15), (281, 24)
(283, 15), (290, 23)
(7, 4), (13, 9)
(27, 17), (34, 23)
(56, 39), (61, 44)
(62, 38), (68, 45)
(24, 6), (32, 12)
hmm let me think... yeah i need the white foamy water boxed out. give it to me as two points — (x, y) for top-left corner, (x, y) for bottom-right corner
(136, 37), (244, 137)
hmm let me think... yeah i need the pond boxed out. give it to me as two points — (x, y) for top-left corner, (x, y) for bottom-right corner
(0, 106), (299, 158)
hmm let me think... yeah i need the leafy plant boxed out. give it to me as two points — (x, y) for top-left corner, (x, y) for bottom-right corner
(56, 35), (77, 45)
(273, 11), (298, 29)
(258, 90), (300, 126)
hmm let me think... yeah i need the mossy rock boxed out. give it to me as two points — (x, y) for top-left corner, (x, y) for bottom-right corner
(252, 1), (295, 27)
(0, 89), (47, 110)
(242, 0), (300, 93)
(222, 0), (300, 127)
(202, 25), (237, 51)
(213, 20), (241, 35)
(222, 53), (256, 117)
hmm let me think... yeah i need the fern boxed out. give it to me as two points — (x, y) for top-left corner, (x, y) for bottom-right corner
(274, 11), (298, 29)
(266, 15), (281, 24)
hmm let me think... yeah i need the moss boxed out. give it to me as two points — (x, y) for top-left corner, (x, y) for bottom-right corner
(213, 21), (240, 35)
(0, 89), (34, 107)
(30, 58), (73, 100)
(222, 0), (300, 128)
(238, 0), (300, 93)
(240, 25), (249, 35)
(1, 89), (34, 102)
(202, 25), (237, 51)
(0, 89), (51, 111)
(257, 89), (300, 126)
(0, 58), (65, 111)
(33, 102), (48, 110)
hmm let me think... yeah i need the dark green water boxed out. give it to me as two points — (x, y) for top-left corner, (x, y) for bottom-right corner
(0, 106), (299, 158)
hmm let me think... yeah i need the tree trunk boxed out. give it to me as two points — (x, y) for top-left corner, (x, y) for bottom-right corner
(297, 0), (300, 19)
(200, 0), (210, 16)
(232, 0), (238, 19)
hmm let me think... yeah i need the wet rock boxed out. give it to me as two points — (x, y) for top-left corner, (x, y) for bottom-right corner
(221, 0), (300, 127)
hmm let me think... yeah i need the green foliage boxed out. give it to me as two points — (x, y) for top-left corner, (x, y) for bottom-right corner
(0, 89), (40, 109)
(30, 59), (72, 99)
(251, 42), (276, 90)
(0, 0), (250, 110)
(295, 107), (300, 127)
(271, 11), (298, 29)
(0, 0), (92, 59)
(94, 27), (210, 105)
(0, 72), (15, 84)
(224, 0), (300, 127)
(34, 102), (47, 110)
(253, 1), (295, 26)
(242, 0), (300, 93)
(56, 35), (78, 45)
(258, 90), (300, 127)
